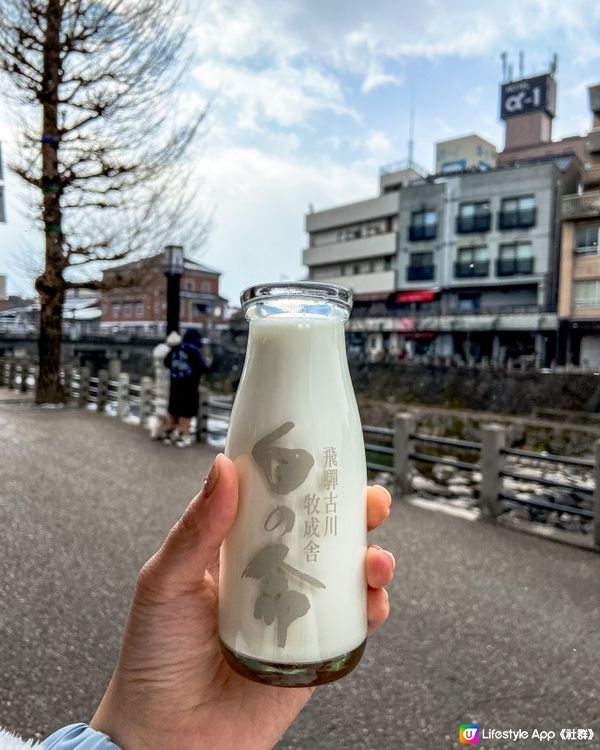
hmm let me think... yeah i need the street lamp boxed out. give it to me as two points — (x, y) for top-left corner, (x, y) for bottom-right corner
(161, 244), (184, 335)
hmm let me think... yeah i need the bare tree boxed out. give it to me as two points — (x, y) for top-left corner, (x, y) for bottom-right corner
(0, 0), (207, 403)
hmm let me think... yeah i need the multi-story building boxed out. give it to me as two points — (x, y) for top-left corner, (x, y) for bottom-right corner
(558, 84), (600, 366)
(303, 164), (425, 318)
(304, 157), (578, 364)
(100, 250), (226, 335)
(303, 66), (587, 366)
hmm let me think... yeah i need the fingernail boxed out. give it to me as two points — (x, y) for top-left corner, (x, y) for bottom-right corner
(202, 454), (222, 498)
(373, 484), (392, 509)
(386, 550), (396, 570)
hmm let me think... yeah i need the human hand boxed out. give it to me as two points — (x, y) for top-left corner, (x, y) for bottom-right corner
(91, 454), (395, 750)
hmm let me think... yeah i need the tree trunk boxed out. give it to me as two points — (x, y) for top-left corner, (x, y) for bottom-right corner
(35, 0), (65, 405)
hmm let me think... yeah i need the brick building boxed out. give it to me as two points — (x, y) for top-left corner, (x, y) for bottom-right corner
(100, 252), (226, 334)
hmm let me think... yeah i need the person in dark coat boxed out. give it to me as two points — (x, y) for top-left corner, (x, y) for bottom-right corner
(163, 328), (210, 446)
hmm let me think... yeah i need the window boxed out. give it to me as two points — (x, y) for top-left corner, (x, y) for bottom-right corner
(497, 242), (534, 276)
(574, 280), (600, 307)
(409, 209), (437, 241)
(455, 246), (489, 278)
(575, 226), (600, 254)
(123, 303), (132, 318)
(111, 303), (121, 317)
(457, 201), (491, 233)
(154, 300), (161, 314)
(352, 263), (360, 275)
(365, 223), (382, 236)
(202, 280), (212, 293)
(135, 302), (144, 318)
(407, 251), (434, 281)
(337, 226), (361, 242)
(384, 256), (394, 271)
(186, 280), (194, 291)
(499, 195), (536, 229)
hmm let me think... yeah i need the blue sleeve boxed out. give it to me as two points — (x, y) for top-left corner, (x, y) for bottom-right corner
(42, 723), (121, 750)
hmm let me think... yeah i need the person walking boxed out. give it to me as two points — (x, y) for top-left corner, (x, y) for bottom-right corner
(150, 330), (181, 440)
(163, 328), (210, 446)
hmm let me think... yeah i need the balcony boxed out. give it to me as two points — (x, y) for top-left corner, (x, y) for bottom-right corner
(302, 231), (396, 267)
(496, 258), (535, 276)
(456, 214), (491, 234)
(454, 261), (490, 278)
(562, 192), (600, 219)
(407, 265), (435, 281)
(408, 225), (437, 241)
(498, 208), (537, 230)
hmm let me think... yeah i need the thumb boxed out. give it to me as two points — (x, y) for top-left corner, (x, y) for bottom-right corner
(140, 453), (238, 597)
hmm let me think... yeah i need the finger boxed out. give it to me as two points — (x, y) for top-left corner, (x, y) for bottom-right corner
(139, 453), (238, 597)
(366, 545), (395, 589)
(367, 484), (391, 531)
(367, 586), (390, 635)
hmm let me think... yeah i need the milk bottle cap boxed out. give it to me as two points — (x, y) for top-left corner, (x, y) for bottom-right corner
(241, 281), (353, 318)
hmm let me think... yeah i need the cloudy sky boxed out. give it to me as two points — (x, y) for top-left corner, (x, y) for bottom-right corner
(1, 0), (600, 304)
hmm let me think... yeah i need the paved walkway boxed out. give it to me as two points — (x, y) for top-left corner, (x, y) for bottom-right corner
(1, 395), (599, 749)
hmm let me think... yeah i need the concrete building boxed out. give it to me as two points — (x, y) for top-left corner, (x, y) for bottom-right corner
(100, 252), (227, 335)
(304, 163), (425, 304)
(302, 64), (588, 366)
(497, 66), (585, 167)
(558, 83), (600, 366)
(435, 134), (497, 174)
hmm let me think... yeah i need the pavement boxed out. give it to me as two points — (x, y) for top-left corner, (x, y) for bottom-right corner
(0, 393), (599, 750)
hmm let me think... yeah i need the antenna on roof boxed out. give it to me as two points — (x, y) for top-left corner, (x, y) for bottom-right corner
(508, 63), (514, 82)
(550, 52), (558, 76)
(500, 51), (508, 82)
(519, 50), (524, 78)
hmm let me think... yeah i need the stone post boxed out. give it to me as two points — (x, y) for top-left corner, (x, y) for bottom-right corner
(593, 439), (600, 550)
(196, 385), (209, 443)
(96, 370), (109, 413)
(8, 359), (16, 390)
(19, 363), (29, 392)
(480, 424), (507, 520)
(393, 412), (416, 498)
(108, 357), (121, 381)
(78, 366), (90, 407)
(117, 372), (130, 419)
(0, 357), (5, 387)
(62, 365), (73, 401)
(139, 376), (153, 426)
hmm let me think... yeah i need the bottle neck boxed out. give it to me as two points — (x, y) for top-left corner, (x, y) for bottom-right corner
(245, 316), (348, 374)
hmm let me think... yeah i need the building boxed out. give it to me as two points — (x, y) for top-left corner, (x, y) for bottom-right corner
(302, 63), (587, 366)
(100, 251), (226, 335)
(303, 163), (424, 320)
(558, 84), (600, 366)
(497, 64), (585, 167)
(435, 134), (497, 174)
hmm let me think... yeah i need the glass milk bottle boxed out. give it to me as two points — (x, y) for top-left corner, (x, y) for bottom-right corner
(219, 282), (367, 687)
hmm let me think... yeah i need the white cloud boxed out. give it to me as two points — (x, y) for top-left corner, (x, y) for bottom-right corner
(199, 145), (377, 302)
(193, 60), (356, 130)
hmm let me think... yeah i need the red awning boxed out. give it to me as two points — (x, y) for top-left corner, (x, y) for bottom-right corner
(394, 289), (437, 303)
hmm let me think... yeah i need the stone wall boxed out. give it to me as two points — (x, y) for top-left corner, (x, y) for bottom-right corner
(352, 363), (600, 456)
(350, 362), (600, 417)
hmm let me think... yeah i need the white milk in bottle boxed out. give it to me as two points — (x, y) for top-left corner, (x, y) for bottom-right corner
(219, 282), (367, 687)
